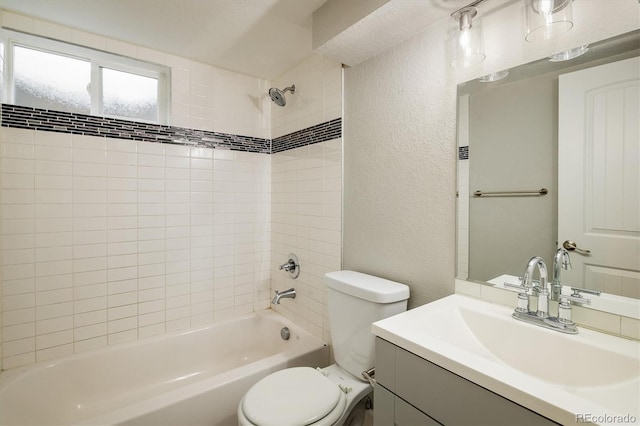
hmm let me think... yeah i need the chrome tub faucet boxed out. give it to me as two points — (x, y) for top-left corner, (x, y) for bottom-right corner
(272, 288), (296, 305)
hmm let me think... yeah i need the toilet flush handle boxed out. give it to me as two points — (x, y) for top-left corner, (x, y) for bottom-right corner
(361, 367), (376, 387)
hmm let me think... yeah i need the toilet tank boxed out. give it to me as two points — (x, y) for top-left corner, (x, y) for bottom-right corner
(325, 271), (410, 379)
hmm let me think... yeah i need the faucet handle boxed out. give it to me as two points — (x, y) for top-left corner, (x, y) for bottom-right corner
(503, 281), (531, 313)
(279, 260), (294, 271)
(512, 277), (542, 288)
(504, 279), (541, 294)
(570, 287), (601, 298)
(555, 294), (591, 326)
(279, 253), (300, 279)
(560, 294), (591, 305)
(504, 281), (527, 292)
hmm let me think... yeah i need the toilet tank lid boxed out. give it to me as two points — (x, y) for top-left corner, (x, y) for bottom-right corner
(325, 270), (410, 303)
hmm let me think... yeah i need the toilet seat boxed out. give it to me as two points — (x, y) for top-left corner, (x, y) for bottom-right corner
(240, 367), (348, 426)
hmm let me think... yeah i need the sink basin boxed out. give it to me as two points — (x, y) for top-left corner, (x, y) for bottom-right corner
(459, 307), (636, 387)
(372, 294), (640, 425)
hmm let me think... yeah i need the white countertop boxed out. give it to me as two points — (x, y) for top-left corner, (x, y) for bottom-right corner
(372, 294), (640, 425)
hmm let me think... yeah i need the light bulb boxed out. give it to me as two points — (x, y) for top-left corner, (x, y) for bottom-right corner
(459, 28), (471, 50)
(538, 0), (554, 15)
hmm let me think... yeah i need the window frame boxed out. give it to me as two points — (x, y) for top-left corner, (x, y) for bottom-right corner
(1, 29), (170, 124)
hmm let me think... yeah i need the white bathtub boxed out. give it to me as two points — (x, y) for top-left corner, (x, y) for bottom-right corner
(0, 310), (329, 426)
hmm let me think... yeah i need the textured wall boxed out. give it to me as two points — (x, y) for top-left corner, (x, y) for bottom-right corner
(343, 0), (639, 309)
(343, 20), (456, 309)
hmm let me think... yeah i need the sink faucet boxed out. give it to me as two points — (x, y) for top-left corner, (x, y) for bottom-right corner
(272, 288), (296, 304)
(522, 256), (549, 317)
(551, 248), (572, 302)
(505, 256), (596, 334)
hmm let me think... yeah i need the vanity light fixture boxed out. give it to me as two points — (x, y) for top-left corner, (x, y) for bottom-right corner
(548, 44), (589, 61)
(450, 5), (486, 68)
(479, 70), (509, 82)
(524, 0), (574, 42)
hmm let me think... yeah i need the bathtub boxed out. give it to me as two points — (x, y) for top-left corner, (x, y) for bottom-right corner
(0, 310), (329, 426)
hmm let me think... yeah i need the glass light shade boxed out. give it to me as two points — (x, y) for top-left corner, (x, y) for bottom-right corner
(548, 45), (589, 61)
(451, 9), (486, 68)
(479, 70), (509, 82)
(525, 0), (574, 42)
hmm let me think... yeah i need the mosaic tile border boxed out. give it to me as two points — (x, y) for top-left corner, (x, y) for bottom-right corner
(272, 118), (341, 154)
(459, 146), (469, 160)
(1, 104), (270, 153)
(1, 104), (342, 154)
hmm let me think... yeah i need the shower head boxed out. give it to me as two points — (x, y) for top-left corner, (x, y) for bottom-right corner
(269, 85), (295, 107)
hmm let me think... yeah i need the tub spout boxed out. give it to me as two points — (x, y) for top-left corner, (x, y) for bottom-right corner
(272, 288), (296, 304)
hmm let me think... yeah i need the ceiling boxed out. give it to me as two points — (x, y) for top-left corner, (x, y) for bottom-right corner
(0, 0), (469, 80)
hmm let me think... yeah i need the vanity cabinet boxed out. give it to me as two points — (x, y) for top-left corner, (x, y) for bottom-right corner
(374, 338), (559, 425)
(375, 384), (440, 426)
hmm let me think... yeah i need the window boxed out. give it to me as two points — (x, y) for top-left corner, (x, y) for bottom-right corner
(102, 67), (158, 122)
(14, 45), (92, 114)
(2, 29), (169, 124)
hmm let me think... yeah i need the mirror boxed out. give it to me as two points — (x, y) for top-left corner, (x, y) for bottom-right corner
(456, 30), (640, 315)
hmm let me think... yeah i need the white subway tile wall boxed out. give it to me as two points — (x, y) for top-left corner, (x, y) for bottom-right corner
(270, 139), (342, 343)
(1, 127), (271, 369)
(269, 54), (342, 343)
(0, 10), (343, 369)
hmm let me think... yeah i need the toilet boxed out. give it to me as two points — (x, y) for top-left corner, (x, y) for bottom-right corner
(238, 270), (410, 426)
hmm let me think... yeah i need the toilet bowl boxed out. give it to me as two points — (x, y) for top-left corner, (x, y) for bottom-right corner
(238, 271), (410, 426)
(237, 365), (371, 426)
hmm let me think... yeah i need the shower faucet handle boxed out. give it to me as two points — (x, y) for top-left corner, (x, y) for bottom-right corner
(279, 260), (295, 272)
(279, 253), (300, 279)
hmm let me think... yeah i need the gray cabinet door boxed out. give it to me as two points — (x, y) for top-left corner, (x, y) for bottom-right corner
(376, 338), (558, 426)
(395, 396), (440, 426)
(374, 385), (395, 426)
(375, 384), (440, 426)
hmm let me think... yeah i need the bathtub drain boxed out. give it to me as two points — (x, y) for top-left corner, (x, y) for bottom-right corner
(280, 327), (291, 340)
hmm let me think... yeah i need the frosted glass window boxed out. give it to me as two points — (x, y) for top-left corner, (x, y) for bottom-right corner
(14, 45), (91, 114)
(3, 29), (169, 123)
(103, 68), (158, 122)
